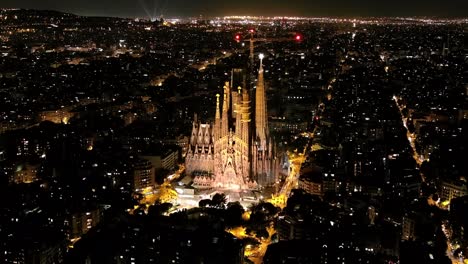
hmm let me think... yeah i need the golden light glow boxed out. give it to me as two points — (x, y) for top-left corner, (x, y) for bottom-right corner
(68, 237), (81, 249)
(227, 226), (249, 240)
(441, 200), (450, 207)
(227, 224), (277, 264)
(156, 182), (178, 204)
(268, 194), (286, 209)
(242, 211), (251, 221)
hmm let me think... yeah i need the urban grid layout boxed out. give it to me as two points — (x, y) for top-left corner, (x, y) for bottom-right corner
(0, 4), (467, 264)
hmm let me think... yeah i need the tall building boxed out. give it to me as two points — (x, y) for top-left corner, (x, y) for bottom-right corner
(69, 207), (102, 239)
(401, 213), (417, 241)
(440, 179), (468, 202)
(133, 159), (155, 192)
(141, 148), (179, 172)
(186, 60), (278, 190)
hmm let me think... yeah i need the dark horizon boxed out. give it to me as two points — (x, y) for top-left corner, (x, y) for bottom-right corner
(1, 2), (467, 264)
(1, 0), (468, 19)
(7, 8), (468, 20)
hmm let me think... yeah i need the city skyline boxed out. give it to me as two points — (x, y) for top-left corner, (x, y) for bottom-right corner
(1, 0), (468, 18)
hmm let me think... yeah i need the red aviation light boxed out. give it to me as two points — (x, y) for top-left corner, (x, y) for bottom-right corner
(295, 34), (303, 41)
(235, 34), (241, 41)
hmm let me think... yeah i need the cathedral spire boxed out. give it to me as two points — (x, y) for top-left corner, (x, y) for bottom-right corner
(225, 81), (231, 110)
(241, 86), (251, 144)
(221, 85), (229, 138)
(214, 93), (221, 140)
(255, 53), (268, 144)
(215, 93), (221, 120)
(222, 85), (229, 113)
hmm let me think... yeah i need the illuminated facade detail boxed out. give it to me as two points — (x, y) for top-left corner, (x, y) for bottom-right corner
(440, 179), (468, 202)
(187, 63), (277, 190)
(12, 163), (39, 184)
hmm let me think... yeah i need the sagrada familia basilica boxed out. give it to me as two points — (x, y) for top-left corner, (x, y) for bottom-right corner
(185, 57), (278, 190)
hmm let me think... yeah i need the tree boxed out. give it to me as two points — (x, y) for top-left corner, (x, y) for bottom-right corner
(225, 202), (245, 227)
(407, 120), (415, 134)
(211, 193), (227, 209)
(148, 202), (173, 217)
(255, 228), (269, 240)
(199, 199), (211, 208)
(402, 107), (409, 118)
(248, 202), (280, 234)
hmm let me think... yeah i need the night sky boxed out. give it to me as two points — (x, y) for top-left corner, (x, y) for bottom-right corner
(1, 0), (467, 18)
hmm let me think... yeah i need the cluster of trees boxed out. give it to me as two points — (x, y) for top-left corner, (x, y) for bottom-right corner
(198, 193), (280, 240)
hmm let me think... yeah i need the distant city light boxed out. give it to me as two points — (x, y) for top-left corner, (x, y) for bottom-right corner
(2, 9), (467, 264)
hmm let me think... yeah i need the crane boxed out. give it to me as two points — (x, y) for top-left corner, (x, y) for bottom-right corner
(234, 29), (304, 85)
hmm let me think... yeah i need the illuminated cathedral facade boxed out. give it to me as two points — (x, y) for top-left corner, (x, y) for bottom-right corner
(186, 60), (277, 190)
